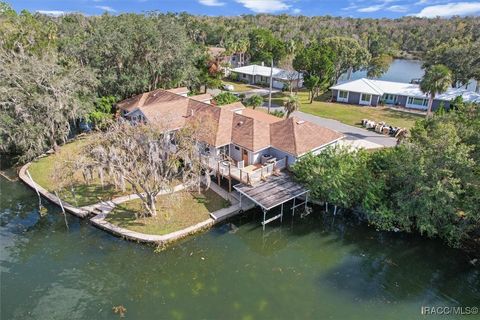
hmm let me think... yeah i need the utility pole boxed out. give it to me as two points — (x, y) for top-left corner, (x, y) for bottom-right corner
(268, 57), (273, 114)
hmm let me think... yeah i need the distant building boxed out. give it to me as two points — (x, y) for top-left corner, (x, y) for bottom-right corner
(207, 47), (245, 69)
(230, 64), (303, 90)
(330, 78), (480, 110)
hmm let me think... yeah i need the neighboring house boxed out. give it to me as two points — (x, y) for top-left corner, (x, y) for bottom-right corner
(230, 64), (303, 90)
(190, 93), (213, 104)
(116, 87), (190, 119)
(117, 87), (343, 186)
(207, 47), (245, 69)
(330, 78), (480, 110)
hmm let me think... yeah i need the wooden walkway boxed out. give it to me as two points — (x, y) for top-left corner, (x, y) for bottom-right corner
(207, 182), (255, 221)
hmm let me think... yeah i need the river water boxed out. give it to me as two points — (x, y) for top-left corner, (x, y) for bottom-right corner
(1, 176), (479, 319)
(339, 59), (479, 91)
(339, 59), (425, 83)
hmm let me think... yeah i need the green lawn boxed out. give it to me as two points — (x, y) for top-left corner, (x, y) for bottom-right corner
(28, 135), (132, 207)
(271, 91), (423, 129)
(222, 80), (259, 92)
(106, 189), (229, 235)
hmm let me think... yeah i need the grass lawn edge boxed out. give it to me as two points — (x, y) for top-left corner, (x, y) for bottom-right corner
(93, 186), (237, 243)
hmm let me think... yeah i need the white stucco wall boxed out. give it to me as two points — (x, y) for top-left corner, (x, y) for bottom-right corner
(229, 144), (242, 162)
(300, 141), (340, 158)
(250, 148), (272, 165)
(266, 148), (297, 166)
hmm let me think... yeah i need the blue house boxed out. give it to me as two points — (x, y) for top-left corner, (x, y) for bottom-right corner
(330, 78), (480, 111)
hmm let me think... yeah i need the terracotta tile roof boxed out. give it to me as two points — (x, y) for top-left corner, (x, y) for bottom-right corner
(138, 99), (189, 131)
(186, 101), (233, 147)
(143, 89), (185, 105)
(237, 109), (282, 124)
(221, 102), (246, 112)
(270, 117), (344, 156)
(231, 113), (271, 152)
(215, 109), (234, 146)
(116, 89), (183, 113)
(118, 88), (344, 156)
(116, 93), (145, 112)
(166, 87), (189, 95)
(190, 93), (213, 103)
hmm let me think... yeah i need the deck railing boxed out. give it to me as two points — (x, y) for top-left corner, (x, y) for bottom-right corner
(274, 158), (287, 170)
(201, 154), (288, 186)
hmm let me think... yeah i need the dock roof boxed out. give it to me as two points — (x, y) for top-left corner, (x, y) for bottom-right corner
(234, 173), (308, 210)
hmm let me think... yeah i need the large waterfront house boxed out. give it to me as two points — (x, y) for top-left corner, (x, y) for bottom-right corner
(330, 78), (480, 110)
(230, 64), (303, 90)
(117, 87), (343, 188)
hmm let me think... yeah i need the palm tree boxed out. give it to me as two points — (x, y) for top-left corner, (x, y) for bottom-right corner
(237, 38), (250, 66)
(283, 94), (300, 118)
(420, 64), (452, 117)
(245, 94), (263, 109)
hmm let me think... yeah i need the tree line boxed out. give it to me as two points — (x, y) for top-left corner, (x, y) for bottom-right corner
(292, 102), (480, 252)
(1, 2), (480, 163)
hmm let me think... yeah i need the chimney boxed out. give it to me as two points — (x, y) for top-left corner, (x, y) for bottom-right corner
(261, 61), (264, 67)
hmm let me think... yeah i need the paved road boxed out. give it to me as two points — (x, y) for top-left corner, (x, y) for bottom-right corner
(293, 111), (397, 149)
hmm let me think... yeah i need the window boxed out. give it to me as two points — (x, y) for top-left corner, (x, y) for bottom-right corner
(408, 97), (428, 106)
(242, 73), (247, 79)
(360, 93), (372, 103)
(219, 145), (229, 156)
(338, 91), (348, 99)
(234, 146), (240, 151)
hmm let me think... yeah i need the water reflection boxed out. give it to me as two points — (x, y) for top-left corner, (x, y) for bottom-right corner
(1, 176), (479, 320)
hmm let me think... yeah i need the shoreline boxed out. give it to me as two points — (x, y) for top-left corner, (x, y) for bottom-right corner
(18, 161), (253, 245)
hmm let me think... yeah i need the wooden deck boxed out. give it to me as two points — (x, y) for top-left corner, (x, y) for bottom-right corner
(233, 172), (308, 210)
(201, 154), (287, 190)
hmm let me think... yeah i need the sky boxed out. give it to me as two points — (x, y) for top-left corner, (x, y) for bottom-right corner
(7, 0), (480, 18)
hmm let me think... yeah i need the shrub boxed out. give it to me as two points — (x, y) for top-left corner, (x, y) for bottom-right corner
(244, 94), (264, 109)
(214, 92), (240, 106)
(271, 110), (285, 118)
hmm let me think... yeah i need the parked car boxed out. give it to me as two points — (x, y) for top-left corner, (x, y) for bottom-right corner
(223, 84), (235, 91)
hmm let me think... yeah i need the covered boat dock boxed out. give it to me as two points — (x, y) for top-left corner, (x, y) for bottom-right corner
(233, 173), (309, 230)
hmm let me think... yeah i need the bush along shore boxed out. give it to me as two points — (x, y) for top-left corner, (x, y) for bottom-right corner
(292, 103), (480, 255)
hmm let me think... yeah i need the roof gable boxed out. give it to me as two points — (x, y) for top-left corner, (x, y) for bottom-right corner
(231, 64), (302, 81)
(231, 113), (271, 151)
(118, 89), (344, 155)
(330, 78), (384, 95)
(271, 117), (344, 156)
(236, 109), (282, 124)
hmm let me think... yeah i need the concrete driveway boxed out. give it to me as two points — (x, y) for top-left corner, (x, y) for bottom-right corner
(293, 111), (397, 149)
